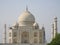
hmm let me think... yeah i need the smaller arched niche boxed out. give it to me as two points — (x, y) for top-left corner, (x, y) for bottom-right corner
(21, 31), (29, 43)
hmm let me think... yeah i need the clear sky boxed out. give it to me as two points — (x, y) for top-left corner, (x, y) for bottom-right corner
(0, 0), (60, 43)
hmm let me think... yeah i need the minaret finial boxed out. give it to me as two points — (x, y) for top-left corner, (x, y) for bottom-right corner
(26, 5), (28, 11)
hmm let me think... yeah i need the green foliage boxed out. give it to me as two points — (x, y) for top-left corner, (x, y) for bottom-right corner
(48, 33), (60, 45)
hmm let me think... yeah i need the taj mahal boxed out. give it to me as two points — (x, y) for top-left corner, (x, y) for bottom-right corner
(8, 7), (46, 45)
(0, 7), (58, 45)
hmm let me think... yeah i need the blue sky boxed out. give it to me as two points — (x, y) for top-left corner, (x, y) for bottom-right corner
(0, 0), (60, 43)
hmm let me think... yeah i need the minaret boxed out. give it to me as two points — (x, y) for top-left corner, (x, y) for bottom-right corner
(42, 25), (45, 43)
(52, 17), (58, 38)
(3, 24), (7, 43)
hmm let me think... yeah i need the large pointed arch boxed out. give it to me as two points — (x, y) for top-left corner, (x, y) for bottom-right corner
(21, 31), (29, 43)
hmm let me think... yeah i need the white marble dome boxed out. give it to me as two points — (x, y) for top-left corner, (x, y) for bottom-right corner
(33, 22), (39, 26)
(33, 22), (39, 29)
(18, 8), (35, 26)
(18, 10), (35, 22)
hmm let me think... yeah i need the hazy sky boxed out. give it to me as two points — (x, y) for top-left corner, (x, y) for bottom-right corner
(0, 0), (60, 43)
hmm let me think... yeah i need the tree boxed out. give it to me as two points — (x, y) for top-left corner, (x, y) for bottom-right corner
(48, 33), (60, 45)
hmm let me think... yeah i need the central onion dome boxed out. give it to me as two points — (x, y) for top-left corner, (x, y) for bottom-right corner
(18, 7), (35, 26)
